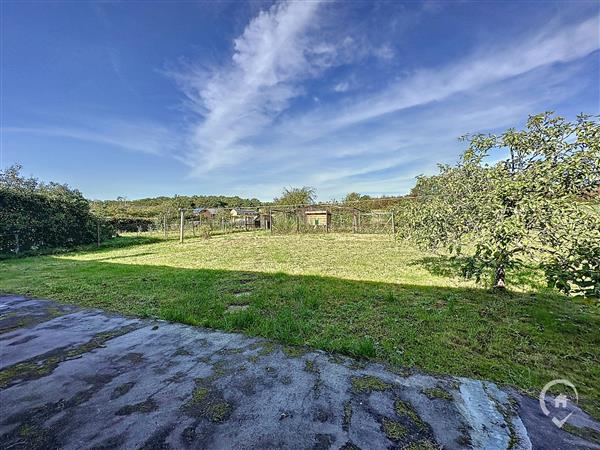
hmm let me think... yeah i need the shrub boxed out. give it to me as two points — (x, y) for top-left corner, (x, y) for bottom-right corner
(0, 165), (112, 255)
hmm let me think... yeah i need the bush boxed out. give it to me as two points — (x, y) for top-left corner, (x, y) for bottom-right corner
(107, 217), (154, 233)
(0, 165), (112, 255)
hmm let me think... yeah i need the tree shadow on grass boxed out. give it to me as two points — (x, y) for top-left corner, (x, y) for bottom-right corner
(0, 236), (164, 261)
(92, 252), (158, 262)
(93, 236), (164, 252)
(410, 255), (468, 279)
(411, 255), (548, 293)
(1, 256), (597, 418)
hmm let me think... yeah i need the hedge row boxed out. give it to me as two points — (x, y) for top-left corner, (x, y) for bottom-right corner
(0, 188), (111, 255)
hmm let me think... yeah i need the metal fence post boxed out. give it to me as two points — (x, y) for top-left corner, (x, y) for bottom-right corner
(97, 221), (101, 247)
(179, 209), (185, 243)
(15, 233), (19, 254)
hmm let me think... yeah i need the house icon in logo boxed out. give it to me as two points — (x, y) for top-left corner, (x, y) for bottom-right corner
(554, 394), (568, 409)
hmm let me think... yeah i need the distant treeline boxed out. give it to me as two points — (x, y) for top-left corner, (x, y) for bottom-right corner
(90, 195), (263, 220)
(90, 191), (406, 224)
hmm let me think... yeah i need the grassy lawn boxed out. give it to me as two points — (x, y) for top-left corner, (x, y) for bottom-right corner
(1, 231), (598, 417)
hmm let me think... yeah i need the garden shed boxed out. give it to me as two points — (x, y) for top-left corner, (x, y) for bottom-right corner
(305, 210), (331, 228)
(230, 208), (260, 229)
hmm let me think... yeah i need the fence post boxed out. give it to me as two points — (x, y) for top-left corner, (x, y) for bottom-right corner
(14, 232), (19, 254)
(179, 209), (185, 243)
(97, 221), (101, 247)
(295, 207), (299, 233)
(391, 210), (396, 241)
(269, 208), (273, 234)
(164, 214), (167, 239)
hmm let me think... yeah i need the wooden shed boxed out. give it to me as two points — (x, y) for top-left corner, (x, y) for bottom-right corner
(230, 208), (260, 229)
(193, 207), (220, 220)
(304, 210), (331, 228)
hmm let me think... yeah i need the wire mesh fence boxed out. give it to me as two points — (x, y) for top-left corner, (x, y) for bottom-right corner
(0, 232), (21, 255)
(164, 201), (400, 242)
(0, 220), (109, 257)
(266, 205), (395, 235)
(1, 199), (405, 255)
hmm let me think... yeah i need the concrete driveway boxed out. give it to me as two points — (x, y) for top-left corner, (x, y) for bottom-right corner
(1, 295), (598, 450)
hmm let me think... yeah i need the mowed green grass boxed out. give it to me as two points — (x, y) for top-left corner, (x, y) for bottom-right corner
(1, 232), (598, 417)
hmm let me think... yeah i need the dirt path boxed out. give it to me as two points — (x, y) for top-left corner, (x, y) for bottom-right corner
(0, 295), (598, 449)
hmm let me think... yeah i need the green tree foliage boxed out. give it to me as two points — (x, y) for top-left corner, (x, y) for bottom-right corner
(0, 165), (111, 254)
(396, 112), (600, 297)
(343, 192), (371, 203)
(274, 186), (317, 205)
(90, 194), (261, 220)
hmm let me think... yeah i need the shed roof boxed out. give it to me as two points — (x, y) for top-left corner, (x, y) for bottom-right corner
(231, 207), (258, 215)
(193, 207), (220, 215)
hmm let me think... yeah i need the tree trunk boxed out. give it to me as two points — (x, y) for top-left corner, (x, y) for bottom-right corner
(493, 264), (506, 290)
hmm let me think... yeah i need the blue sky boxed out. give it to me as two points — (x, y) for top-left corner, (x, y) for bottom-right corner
(2, 1), (599, 201)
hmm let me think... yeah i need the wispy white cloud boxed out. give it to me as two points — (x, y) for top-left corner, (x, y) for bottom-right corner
(165, 6), (598, 199)
(333, 81), (350, 92)
(372, 43), (394, 61)
(179, 51), (593, 200)
(172, 1), (325, 171)
(3, 120), (180, 156)
(279, 15), (600, 141)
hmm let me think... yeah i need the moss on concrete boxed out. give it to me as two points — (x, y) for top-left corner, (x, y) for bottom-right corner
(394, 399), (426, 430)
(456, 424), (472, 447)
(563, 423), (600, 445)
(402, 439), (438, 450)
(208, 401), (232, 422)
(14, 423), (55, 448)
(257, 341), (277, 356)
(115, 397), (158, 416)
(381, 418), (407, 441)
(0, 324), (139, 389)
(190, 386), (209, 403)
(0, 357), (58, 389)
(343, 401), (352, 431)
(282, 345), (308, 357)
(339, 442), (360, 450)
(423, 387), (453, 401)
(348, 359), (367, 370)
(0, 306), (66, 335)
(483, 385), (519, 450)
(182, 378), (233, 423)
(351, 375), (391, 394)
(119, 352), (145, 364)
(304, 360), (319, 374)
(111, 382), (135, 400)
(172, 347), (193, 357)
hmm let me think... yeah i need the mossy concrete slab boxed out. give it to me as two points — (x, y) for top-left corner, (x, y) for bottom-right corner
(0, 295), (598, 450)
